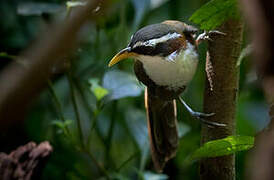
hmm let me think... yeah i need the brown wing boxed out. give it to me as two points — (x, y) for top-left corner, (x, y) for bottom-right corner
(145, 88), (179, 172)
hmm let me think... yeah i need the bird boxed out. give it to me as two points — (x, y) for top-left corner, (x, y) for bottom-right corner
(108, 20), (225, 172)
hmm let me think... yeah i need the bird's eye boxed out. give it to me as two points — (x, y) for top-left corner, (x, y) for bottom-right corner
(144, 41), (151, 46)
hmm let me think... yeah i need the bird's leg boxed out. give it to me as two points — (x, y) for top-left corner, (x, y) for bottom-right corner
(196, 30), (226, 45)
(178, 97), (226, 127)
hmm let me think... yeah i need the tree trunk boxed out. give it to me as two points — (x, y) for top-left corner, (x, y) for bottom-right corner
(199, 19), (244, 180)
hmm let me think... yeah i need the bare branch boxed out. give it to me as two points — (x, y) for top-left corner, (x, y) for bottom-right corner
(0, 0), (108, 129)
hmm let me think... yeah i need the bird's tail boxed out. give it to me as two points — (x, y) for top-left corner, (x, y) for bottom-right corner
(145, 88), (179, 172)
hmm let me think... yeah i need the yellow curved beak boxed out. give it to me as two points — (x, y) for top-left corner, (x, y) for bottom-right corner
(108, 47), (137, 67)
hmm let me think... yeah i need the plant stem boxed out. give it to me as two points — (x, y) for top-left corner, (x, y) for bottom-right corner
(84, 149), (110, 179)
(72, 77), (110, 178)
(47, 80), (71, 136)
(200, 20), (244, 180)
(47, 80), (66, 122)
(105, 101), (117, 168)
(67, 70), (85, 148)
(72, 77), (106, 147)
(116, 152), (138, 172)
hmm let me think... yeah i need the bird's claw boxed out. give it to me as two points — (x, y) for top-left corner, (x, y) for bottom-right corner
(208, 30), (226, 36)
(191, 112), (226, 127)
(196, 30), (226, 44)
(192, 112), (215, 118)
(177, 97), (226, 128)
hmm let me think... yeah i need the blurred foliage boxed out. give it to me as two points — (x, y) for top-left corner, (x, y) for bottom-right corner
(0, 0), (269, 179)
(190, 0), (240, 30)
(237, 44), (253, 67)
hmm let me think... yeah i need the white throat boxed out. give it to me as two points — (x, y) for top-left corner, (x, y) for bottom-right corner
(137, 42), (199, 90)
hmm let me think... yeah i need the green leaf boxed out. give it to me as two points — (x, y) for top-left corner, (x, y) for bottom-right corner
(178, 122), (191, 138)
(89, 78), (109, 101)
(0, 52), (9, 57)
(187, 135), (254, 163)
(124, 108), (149, 170)
(102, 70), (142, 101)
(124, 108), (148, 149)
(52, 119), (72, 132)
(130, 0), (150, 28)
(189, 0), (240, 30)
(0, 52), (16, 59)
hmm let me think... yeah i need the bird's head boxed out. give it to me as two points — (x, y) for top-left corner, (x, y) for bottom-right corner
(108, 20), (197, 67)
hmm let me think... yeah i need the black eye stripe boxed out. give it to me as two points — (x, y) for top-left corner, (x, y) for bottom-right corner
(131, 45), (156, 56)
(131, 41), (173, 57)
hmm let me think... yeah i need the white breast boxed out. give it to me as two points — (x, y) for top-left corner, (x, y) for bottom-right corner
(137, 42), (199, 90)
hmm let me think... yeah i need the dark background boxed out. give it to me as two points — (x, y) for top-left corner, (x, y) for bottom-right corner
(0, 0), (267, 179)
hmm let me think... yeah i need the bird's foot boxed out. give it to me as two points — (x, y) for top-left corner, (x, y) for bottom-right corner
(178, 97), (226, 128)
(196, 30), (226, 45)
(191, 112), (226, 128)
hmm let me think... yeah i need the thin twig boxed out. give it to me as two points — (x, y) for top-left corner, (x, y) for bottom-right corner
(116, 152), (138, 172)
(0, 0), (106, 128)
(67, 71), (85, 148)
(72, 76), (107, 147)
(84, 149), (110, 179)
(72, 77), (111, 178)
(105, 101), (117, 167)
(47, 79), (71, 136)
(47, 80), (66, 122)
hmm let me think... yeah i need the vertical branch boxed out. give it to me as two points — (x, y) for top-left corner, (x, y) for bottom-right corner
(200, 19), (244, 180)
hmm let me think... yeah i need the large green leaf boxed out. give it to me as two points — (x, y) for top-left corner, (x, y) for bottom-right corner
(187, 135), (254, 163)
(189, 0), (240, 30)
(124, 108), (148, 150)
(102, 70), (142, 101)
(124, 108), (149, 171)
(130, 0), (150, 28)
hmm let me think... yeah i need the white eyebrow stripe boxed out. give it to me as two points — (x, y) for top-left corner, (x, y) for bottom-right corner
(133, 32), (182, 48)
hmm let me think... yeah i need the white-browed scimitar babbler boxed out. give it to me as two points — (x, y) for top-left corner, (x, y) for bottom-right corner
(108, 20), (226, 172)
